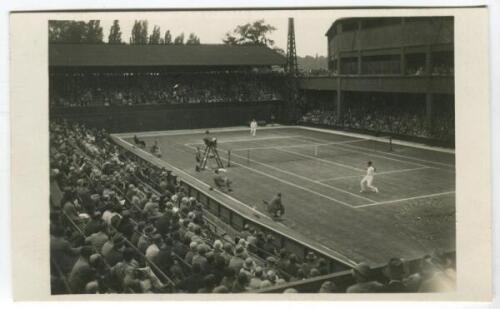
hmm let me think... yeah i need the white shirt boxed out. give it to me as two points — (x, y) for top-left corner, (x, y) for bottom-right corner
(366, 166), (375, 177)
(250, 121), (257, 129)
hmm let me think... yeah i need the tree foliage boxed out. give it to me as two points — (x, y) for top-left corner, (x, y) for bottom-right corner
(149, 25), (162, 44)
(173, 33), (185, 45)
(185, 33), (201, 45)
(164, 30), (172, 44)
(108, 20), (122, 44)
(223, 19), (276, 47)
(130, 20), (149, 44)
(49, 20), (104, 44)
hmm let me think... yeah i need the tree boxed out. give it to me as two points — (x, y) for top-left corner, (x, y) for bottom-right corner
(149, 25), (161, 44)
(185, 33), (201, 45)
(223, 19), (276, 47)
(108, 20), (122, 44)
(86, 20), (103, 43)
(173, 33), (184, 45)
(164, 30), (172, 44)
(130, 20), (148, 44)
(49, 20), (104, 44)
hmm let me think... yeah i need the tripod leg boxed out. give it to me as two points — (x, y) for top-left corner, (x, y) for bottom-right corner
(212, 148), (224, 168)
(200, 146), (210, 170)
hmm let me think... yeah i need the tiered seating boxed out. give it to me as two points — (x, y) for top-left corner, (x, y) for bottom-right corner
(49, 120), (331, 294)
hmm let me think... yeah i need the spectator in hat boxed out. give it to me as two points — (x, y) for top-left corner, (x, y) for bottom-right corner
(249, 266), (264, 290)
(264, 192), (285, 219)
(101, 233), (125, 266)
(110, 247), (138, 291)
(284, 253), (301, 280)
(85, 222), (109, 252)
(232, 272), (250, 293)
(192, 244), (209, 273)
(220, 243), (233, 265)
(116, 210), (135, 240)
(240, 257), (256, 278)
(178, 263), (204, 293)
(138, 225), (156, 253)
(184, 241), (199, 265)
(382, 258), (409, 293)
(68, 246), (95, 293)
(212, 169), (232, 192)
(319, 280), (336, 293)
(198, 274), (217, 293)
(346, 262), (384, 293)
(145, 234), (163, 261)
(50, 226), (80, 275)
(84, 211), (104, 236)
(229, 246), (247, 272)
(262, 234), (277, 258)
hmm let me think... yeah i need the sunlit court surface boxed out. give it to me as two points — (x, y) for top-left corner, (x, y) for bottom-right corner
(114, 126), (455, 266)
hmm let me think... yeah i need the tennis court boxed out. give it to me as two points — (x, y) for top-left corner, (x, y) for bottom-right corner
(116, 126), (455, 265)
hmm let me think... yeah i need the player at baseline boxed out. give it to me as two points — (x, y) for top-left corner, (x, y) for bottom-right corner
(360, 161), (379, 193)
(250, 119), (258, 136)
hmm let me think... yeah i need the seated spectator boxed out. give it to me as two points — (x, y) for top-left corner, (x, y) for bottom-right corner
(382, 258), (410, 293)
(68, 246), (95, 294)
(346, 262), (384, 293)
(85, 222), (109, 252)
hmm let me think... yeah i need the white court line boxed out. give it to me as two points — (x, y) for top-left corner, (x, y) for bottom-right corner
(354, 191), (456, 209)
(183, 144), (362, 207)
(300, 135), (454, 169)
(317, 167), (430, 182)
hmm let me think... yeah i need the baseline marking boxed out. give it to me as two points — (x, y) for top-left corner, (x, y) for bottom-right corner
(354, 191), (456, 208)
(317, 167), (430, 182)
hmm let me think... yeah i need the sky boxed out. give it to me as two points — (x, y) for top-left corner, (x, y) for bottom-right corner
(74, 10), (348, 57)
(53, 8), (450, 57)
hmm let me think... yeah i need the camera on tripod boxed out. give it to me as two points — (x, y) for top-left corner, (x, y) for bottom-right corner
(199, 130), (224, 170)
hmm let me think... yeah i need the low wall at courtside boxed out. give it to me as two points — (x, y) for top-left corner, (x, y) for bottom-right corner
(50, 101), (284, 133)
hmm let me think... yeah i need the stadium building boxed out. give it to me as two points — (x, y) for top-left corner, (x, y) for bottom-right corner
(299, 17), (454, 145)
(50, 44), (289, 131)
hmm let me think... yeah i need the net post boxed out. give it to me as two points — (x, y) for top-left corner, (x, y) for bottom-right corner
(227, 150), (231, 167)
(389, 136), (393, 152)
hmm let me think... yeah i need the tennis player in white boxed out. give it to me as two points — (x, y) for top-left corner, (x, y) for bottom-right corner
(250, 119), (258, 136)
(360, 161), (379, 193)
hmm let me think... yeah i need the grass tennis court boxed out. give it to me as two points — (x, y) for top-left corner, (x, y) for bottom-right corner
(117, 126), (455, 265)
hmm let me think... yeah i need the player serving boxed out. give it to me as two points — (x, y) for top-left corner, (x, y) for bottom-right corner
(360, 161), (379, 193)
(250, 119), (258, 136)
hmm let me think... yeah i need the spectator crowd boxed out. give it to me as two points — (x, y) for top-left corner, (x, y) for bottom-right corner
(299, 104), (454, 142)
(50, 71), (284, 107)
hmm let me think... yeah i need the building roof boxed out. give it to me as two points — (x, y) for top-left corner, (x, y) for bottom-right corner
(49, 44), (286, 67)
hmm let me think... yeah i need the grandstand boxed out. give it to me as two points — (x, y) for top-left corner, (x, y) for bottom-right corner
(49, 19), (456, 295)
